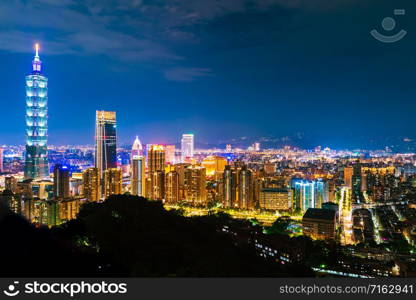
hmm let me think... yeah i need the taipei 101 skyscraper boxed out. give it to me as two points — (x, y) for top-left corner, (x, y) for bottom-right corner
(24, 44), (49, 179)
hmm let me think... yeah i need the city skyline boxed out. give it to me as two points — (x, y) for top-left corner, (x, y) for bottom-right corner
(0, 0), (415, 148)
(4, 0), (416, 284)
(1, 45), (416, 279)
(4, 64), (416, 153)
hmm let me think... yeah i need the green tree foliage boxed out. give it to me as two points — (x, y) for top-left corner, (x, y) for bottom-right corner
(68, 195), (290, 276)
(0, 195), (319, 277)
(264, 217), (292, 235)
(0, 210), (98, 276)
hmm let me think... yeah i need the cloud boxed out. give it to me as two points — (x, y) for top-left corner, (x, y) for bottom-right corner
(0, 0), (359, 81)
(0, 30), (75, 55)
(163, 67), (212, 82)
(67, 31), (180, 61)
(0, 0), (176, 60)
(36, 0), (73, 5)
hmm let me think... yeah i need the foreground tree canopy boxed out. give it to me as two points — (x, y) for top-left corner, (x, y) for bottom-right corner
(0, 195), (313, 277)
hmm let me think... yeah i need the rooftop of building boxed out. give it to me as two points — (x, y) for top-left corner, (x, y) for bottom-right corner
(260, 188), (289, 193)
(322, 202), (339, 208)
(303, 208), (336, 221)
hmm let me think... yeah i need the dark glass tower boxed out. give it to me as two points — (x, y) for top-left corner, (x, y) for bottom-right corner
(95, 111), (117, 178)
(24, 44), (49, 179)
(53, 164), (70, 199)
(352, 162), (363, 203)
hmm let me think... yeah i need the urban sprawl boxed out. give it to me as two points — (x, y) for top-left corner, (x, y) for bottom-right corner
(2, 45), (416, 278)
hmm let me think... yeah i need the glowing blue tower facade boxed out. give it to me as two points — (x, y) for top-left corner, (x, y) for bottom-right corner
(24, 44), (49, 179)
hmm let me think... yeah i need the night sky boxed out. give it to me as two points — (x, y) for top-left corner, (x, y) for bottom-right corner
(0, 0), (415, 148)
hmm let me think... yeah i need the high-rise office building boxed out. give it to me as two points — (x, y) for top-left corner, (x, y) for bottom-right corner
(201, 155), (227, 177)
(147, 145), (165, 173)
(291, 178), (328, 211)
(173, 163), (191, 201)
(351, 162), (363, 203)
(45, 200), (60, 226)
(263, 162), (276, 175)
(165, 171), (179, 204)
(131, 155), (145, 196)
(181, 134), (194, 162)
(184, 165), (206, 206)
(53, 164), (70, 199)
(17, 180), (33, 200)
(222, 165), (237, 208)
(82, 167), (100, 202)
(145, 177), (152, 199)
(1, 190), (20, 213)
(131, 136), (143, 157)
(315, 179), (329, 208)
(221, 163), (254, 209)
(70, 178), (83, 197)
(24, 44), (49, 179)
(238, 166), (253, 209)
(150, 170), (165, 200)
(165, 145), (176, 164)
(302, 208), (337, 240)
(0, 148), (3, 173)
(31, 180), (53, 200)
(104, 168), (122, 198)
(344, 166), (353, 188)
(259, 188), (293, 210)
(5, 176), (18, 193)
(95, 111), (117, 177)
(59, 198), (80, 222)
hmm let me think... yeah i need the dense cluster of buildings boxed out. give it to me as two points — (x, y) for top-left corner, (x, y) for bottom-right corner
(1, 46), (416, 278)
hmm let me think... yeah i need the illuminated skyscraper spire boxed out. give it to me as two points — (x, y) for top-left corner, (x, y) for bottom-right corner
(32, 43), (42, 72)
(24, 43), (49, 179)
(35, 43), (39, 58)
(132, 136), (143, 157)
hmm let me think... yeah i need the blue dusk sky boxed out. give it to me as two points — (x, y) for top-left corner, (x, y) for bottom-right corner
(0, 0), (415, 148)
